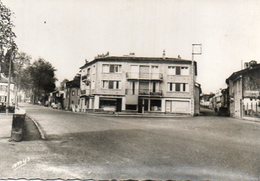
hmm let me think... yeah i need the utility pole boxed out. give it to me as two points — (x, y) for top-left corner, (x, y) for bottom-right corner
(191, 44), (202, 116)
(6, 45), (16, 114)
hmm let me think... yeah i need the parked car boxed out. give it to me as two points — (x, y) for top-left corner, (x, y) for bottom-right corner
(51, 102), (58, 109)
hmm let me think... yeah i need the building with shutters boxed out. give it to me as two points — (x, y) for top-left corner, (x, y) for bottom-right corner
(226, 61), (260, 118)
(79, 55), (201, 115)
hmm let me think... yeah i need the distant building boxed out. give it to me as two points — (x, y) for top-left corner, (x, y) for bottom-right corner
(210, 88), (229, 116)
(200, 93), (215, 108)
(226, 61), (260, 118)
(64, 75), (80, 112)
(48, 90), (65, 109)
(79, 55), (200, 115)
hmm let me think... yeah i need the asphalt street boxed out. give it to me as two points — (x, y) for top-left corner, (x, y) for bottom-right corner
(1, 103), (260, 180)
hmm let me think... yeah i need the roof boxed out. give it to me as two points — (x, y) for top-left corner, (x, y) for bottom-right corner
(226, 63), (260, 84)
(65, 78), (80, 88)
(80, 56), (196, 69)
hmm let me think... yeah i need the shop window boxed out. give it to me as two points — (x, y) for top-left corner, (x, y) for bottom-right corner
(150, 100), (161, 111)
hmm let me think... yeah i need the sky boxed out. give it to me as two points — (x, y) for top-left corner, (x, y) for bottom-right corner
(2, 0), (260, 93)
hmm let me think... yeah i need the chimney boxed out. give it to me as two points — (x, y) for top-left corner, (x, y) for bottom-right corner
(244, 62), (249, 69)
(162, 49), (166, 59)
(85, 59), (88, 64)
(178, 55), (181, 59)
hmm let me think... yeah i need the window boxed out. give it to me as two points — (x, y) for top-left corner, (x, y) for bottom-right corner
(103, 81), (109, 89)
(168, 66), (189, 75)
(87, 68), (90, 75)
(168, 66), (176, 75)
(167, 83), (175, 91)
(167, 83), (189, 92)
(181, 66), (189, 75)
(175, 83), (181, 91)
(72, 90), (75, 96)
(108, 81), (114, 89)
(102, 64), (109, 73)
(176, 67), (181, 75)
(102, 64), (122, 73)
(102, 80), (121, 89)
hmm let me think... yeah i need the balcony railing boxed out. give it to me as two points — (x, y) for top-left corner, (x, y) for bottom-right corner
(126, 73), (163, 80)
(80, 89), (94, 95)
(126, 89), (163, 96)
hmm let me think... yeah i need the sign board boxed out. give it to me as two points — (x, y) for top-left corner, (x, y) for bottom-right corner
(244, 90), (260, 98)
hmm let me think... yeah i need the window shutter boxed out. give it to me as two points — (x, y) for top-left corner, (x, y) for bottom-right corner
(102, 65), (109, 73)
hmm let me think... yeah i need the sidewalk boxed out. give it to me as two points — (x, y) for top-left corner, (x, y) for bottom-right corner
(243, 116), (260, 123)
(0, 114), (12, 140)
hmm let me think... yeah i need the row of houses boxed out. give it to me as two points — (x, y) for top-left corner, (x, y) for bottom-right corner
(52, 55), (201, 115)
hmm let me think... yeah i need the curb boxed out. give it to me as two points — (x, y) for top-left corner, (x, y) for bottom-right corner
(45, 107), (192, 118)
(26, 115), (46, 140)
(87, 113), (191, 118)
(242, 117), (260, 124)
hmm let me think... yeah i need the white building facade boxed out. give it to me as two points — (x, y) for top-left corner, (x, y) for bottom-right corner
(79, 56), (200, 115)
(0, 75), (15, 107)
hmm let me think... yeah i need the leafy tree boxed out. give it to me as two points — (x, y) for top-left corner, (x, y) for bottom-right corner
(0, 0), (17, 73)
(13, 52), (32, 90)
(28, 58), (57, 103)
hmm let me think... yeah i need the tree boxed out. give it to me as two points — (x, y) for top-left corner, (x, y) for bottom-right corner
(0, 0), (17, 73)
(28, 58), (57, 103)
(13, 52), (31, 89)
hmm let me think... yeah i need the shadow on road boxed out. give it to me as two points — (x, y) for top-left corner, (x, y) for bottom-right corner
(23, 117), (41, 141)
(200, 107), (217, 116)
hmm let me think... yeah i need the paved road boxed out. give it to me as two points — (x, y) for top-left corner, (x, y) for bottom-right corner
(2, 103), (260, 180)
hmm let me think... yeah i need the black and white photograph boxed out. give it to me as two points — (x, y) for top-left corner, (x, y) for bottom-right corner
(0, 0), (259, 180)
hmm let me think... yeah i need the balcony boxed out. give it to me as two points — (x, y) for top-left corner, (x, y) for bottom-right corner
(126, 73), (163, 80)
(126, 89), (163, 96)
(80, 89), (94, 96)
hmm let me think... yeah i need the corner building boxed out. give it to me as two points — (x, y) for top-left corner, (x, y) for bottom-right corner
(79, 56), (200, 115)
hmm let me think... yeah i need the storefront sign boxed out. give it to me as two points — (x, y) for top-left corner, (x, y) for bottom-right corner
(244, 90), (260, 98)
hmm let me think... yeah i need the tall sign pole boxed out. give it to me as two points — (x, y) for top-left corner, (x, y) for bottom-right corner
(191, 44), (202, 116)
